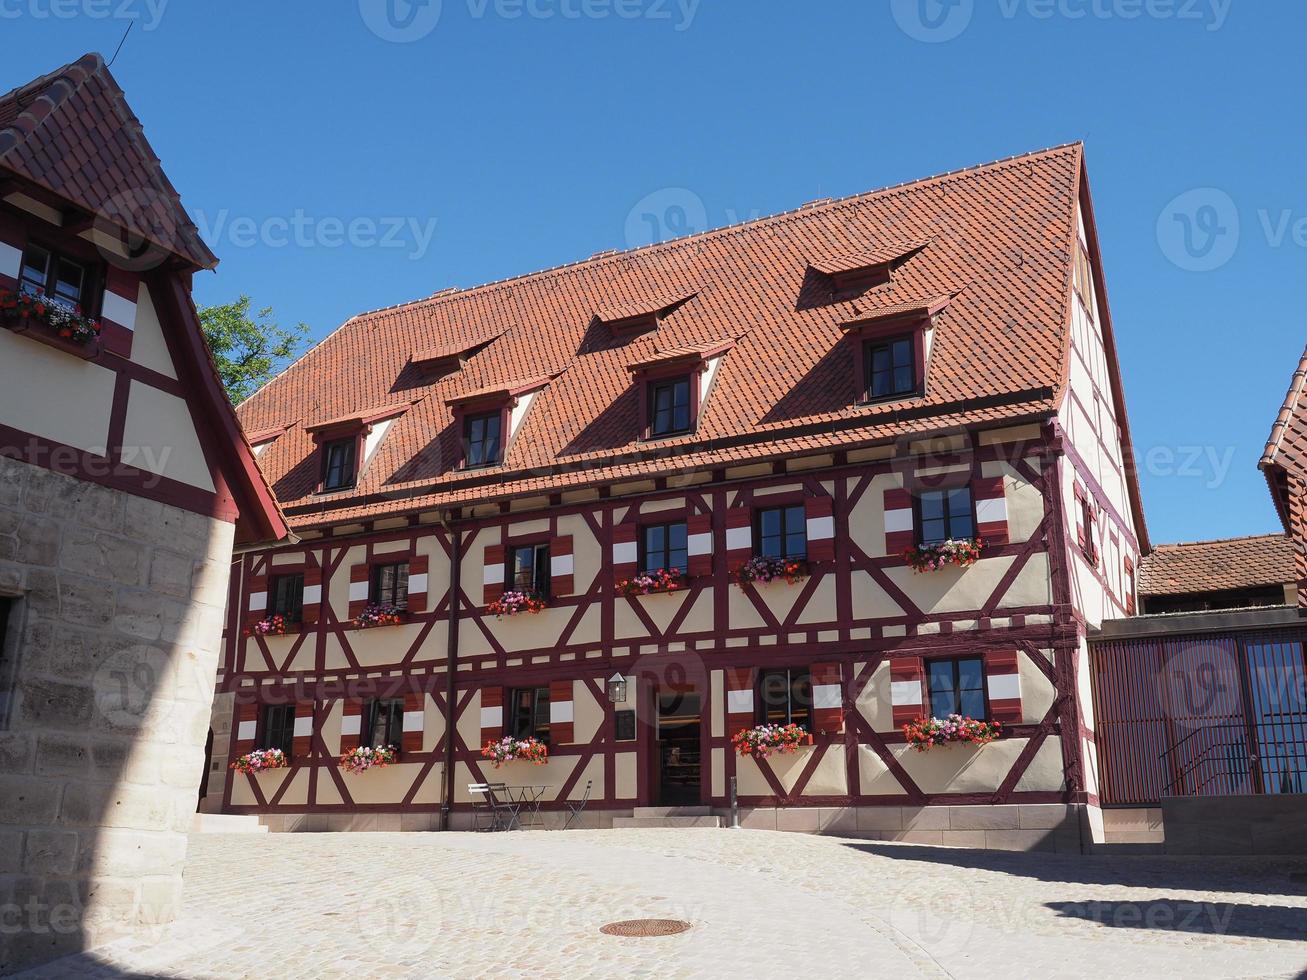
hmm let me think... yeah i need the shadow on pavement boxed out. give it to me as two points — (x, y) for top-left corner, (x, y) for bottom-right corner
(1046, 898), (1307, 942)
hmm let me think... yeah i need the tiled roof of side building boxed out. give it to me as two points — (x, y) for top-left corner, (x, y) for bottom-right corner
(237, 143), (1140, 530)
(1138, 534), (1297, 597)
(0, 52), (216, 269)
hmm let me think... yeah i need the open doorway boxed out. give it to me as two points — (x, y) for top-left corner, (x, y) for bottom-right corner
(657, 689), (702, 805)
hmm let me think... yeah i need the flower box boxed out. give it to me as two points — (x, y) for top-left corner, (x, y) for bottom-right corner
(1, 289), (103, 360)
(488, 590), (547, 618)
(731, 723), (812, 759)
(735, 556), (809, 586)
(903, 714), (1002, 752)
(616, 567), (685, 597)
(339, 744), (398, 774)
(481, 736), (548, 768)
(229, 748), (290, 774)
(354, 604), (406, 629)
(901, 538), (984, 573)
(246, 614), (295, 637)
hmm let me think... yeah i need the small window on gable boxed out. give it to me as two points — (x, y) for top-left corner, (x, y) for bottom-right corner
(268, 574), (304, 624)
(928, 657), (987, 720)
(1074, 245), (1094, 312)
(642, 521), (689, 574)
(757, 505), (806, 560)
(918, 488), (975, 546)
(371, 562), (410, 610)
(464, 410), (502, 467)
(508, 543), (551, 598)
(1080, 494), (1098, 564)
(20, 244), (93, 311)
(322, 437), (357, 492)
(864, 336), (916, 402)
(649, 376), (692, 437)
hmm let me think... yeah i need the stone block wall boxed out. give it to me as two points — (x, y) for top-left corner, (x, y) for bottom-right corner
(0, 455), (234, 973)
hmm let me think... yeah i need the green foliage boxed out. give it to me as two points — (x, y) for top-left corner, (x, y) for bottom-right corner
(199, 296), (310, 403)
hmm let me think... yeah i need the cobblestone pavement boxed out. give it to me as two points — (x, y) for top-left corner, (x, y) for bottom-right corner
(20, 829), (1307, 979)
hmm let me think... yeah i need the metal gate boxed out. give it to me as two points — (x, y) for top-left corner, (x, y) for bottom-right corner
(1090, 625), (1307, 805)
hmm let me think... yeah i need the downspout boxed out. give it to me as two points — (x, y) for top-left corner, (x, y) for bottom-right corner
(439, 513), (461, 831)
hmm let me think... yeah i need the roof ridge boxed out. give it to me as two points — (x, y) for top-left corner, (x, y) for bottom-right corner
(1151, 533), (1291, 550)
(0, 52), (101, 156)
(1260, 342), (1307, 469)
(341, 142), (1084, 324)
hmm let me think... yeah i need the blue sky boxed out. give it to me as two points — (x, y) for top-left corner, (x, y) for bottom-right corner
(4, 1), (1300, 545)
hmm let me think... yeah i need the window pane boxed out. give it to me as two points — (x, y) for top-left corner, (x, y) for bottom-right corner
(20, 247), (49, 292)
(928, 661), (956, 717)
(672, 380), (691, 431)
(959, 687), (987, 720)
(893, 366), (913, 393)
(53, 257), (85, 305)
(920, 492), (945, 521)
(872, 346), (891, 373)
(643, 525), (664, 570)
(668, 522), (688, 572)
(948, 489), (975, 539)
(533, 544), (551, 596)
(957, 658), (984, 694)
(921, 519), (947, 546)
(892, 339), (912, 368)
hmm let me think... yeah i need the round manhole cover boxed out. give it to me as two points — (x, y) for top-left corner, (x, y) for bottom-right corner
(600, 919), (692, 937)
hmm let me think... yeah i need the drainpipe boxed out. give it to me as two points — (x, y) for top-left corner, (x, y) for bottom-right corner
(439, 515), (461, 831)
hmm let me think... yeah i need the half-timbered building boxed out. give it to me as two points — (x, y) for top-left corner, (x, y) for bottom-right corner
(212, 143), (1148, 848)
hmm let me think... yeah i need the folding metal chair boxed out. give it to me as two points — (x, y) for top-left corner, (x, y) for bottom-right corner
(468, 783), (496, 832)
(486, 782), (522, 831)
(563, 780), (592, 830)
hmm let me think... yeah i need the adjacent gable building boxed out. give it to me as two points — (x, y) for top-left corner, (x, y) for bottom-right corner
(0, 55), (286, 972)
(213, 142), (1147, 848)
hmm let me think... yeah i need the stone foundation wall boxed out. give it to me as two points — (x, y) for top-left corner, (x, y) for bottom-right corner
(0, 455), (234, 973)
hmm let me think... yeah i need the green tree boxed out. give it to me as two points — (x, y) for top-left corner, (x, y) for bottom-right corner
(199, 296), (310, 403)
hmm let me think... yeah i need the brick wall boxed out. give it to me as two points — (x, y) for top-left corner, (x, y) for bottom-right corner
(0, 454), (234, 973)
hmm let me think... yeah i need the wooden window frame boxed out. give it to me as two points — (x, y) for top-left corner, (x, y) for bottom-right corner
(508, 686), (551, 744)
(925, 656), (990, 721)
(320, 436), (359, 492)
(848, 313), (928, 406)
(914, 486), (977, 547)
(640, 520), (690, 575)
(755, 504), (807, 560)
(647, 374), (694, 438)
(861, 335), (919, 404)
(507, 542), (551, 598)
(1081, 493), (1099, 565)
(755, 666), (812, 730)
(462, 409), (504, 468)
(267, 573), (305, 624)
(17, 240), (102, 316)
(258, 704), (296, 754)
(370, 561), (410, 610)
(1074, 244), (1095, 317)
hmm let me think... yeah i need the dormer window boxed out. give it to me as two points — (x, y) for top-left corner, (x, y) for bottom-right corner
(305, 403), (410, 493)
(322, 437), (357, 491)
(842, 292), (956, 407)
(649, 376), (692, 437)
(627, 338), (734, 441)
(864, 336), (916, 402)
(593, 292), (697, 339)
(808, 240), (927, 301)
(445, 377), (550, 471)
(464, 410), (502, 467)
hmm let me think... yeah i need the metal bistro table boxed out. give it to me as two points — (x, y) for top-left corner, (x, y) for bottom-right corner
(506, 784), (550, 829)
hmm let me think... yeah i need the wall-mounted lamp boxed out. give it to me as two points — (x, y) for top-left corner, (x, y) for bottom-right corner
(607, 673), (628, 704)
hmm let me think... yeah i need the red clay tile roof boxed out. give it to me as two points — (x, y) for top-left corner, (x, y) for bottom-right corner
(809, 240), (929, 276)
(238, 143), (1143, 531)
(411, 329), (504, 365)
(839, 292), (958, 327)
(1138, 534), (1296, 597)
(627, 338), (735, 372)
(0, 53), (216, 270)
(594, 292), (696, 324)
(444, 377), (550, 406)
